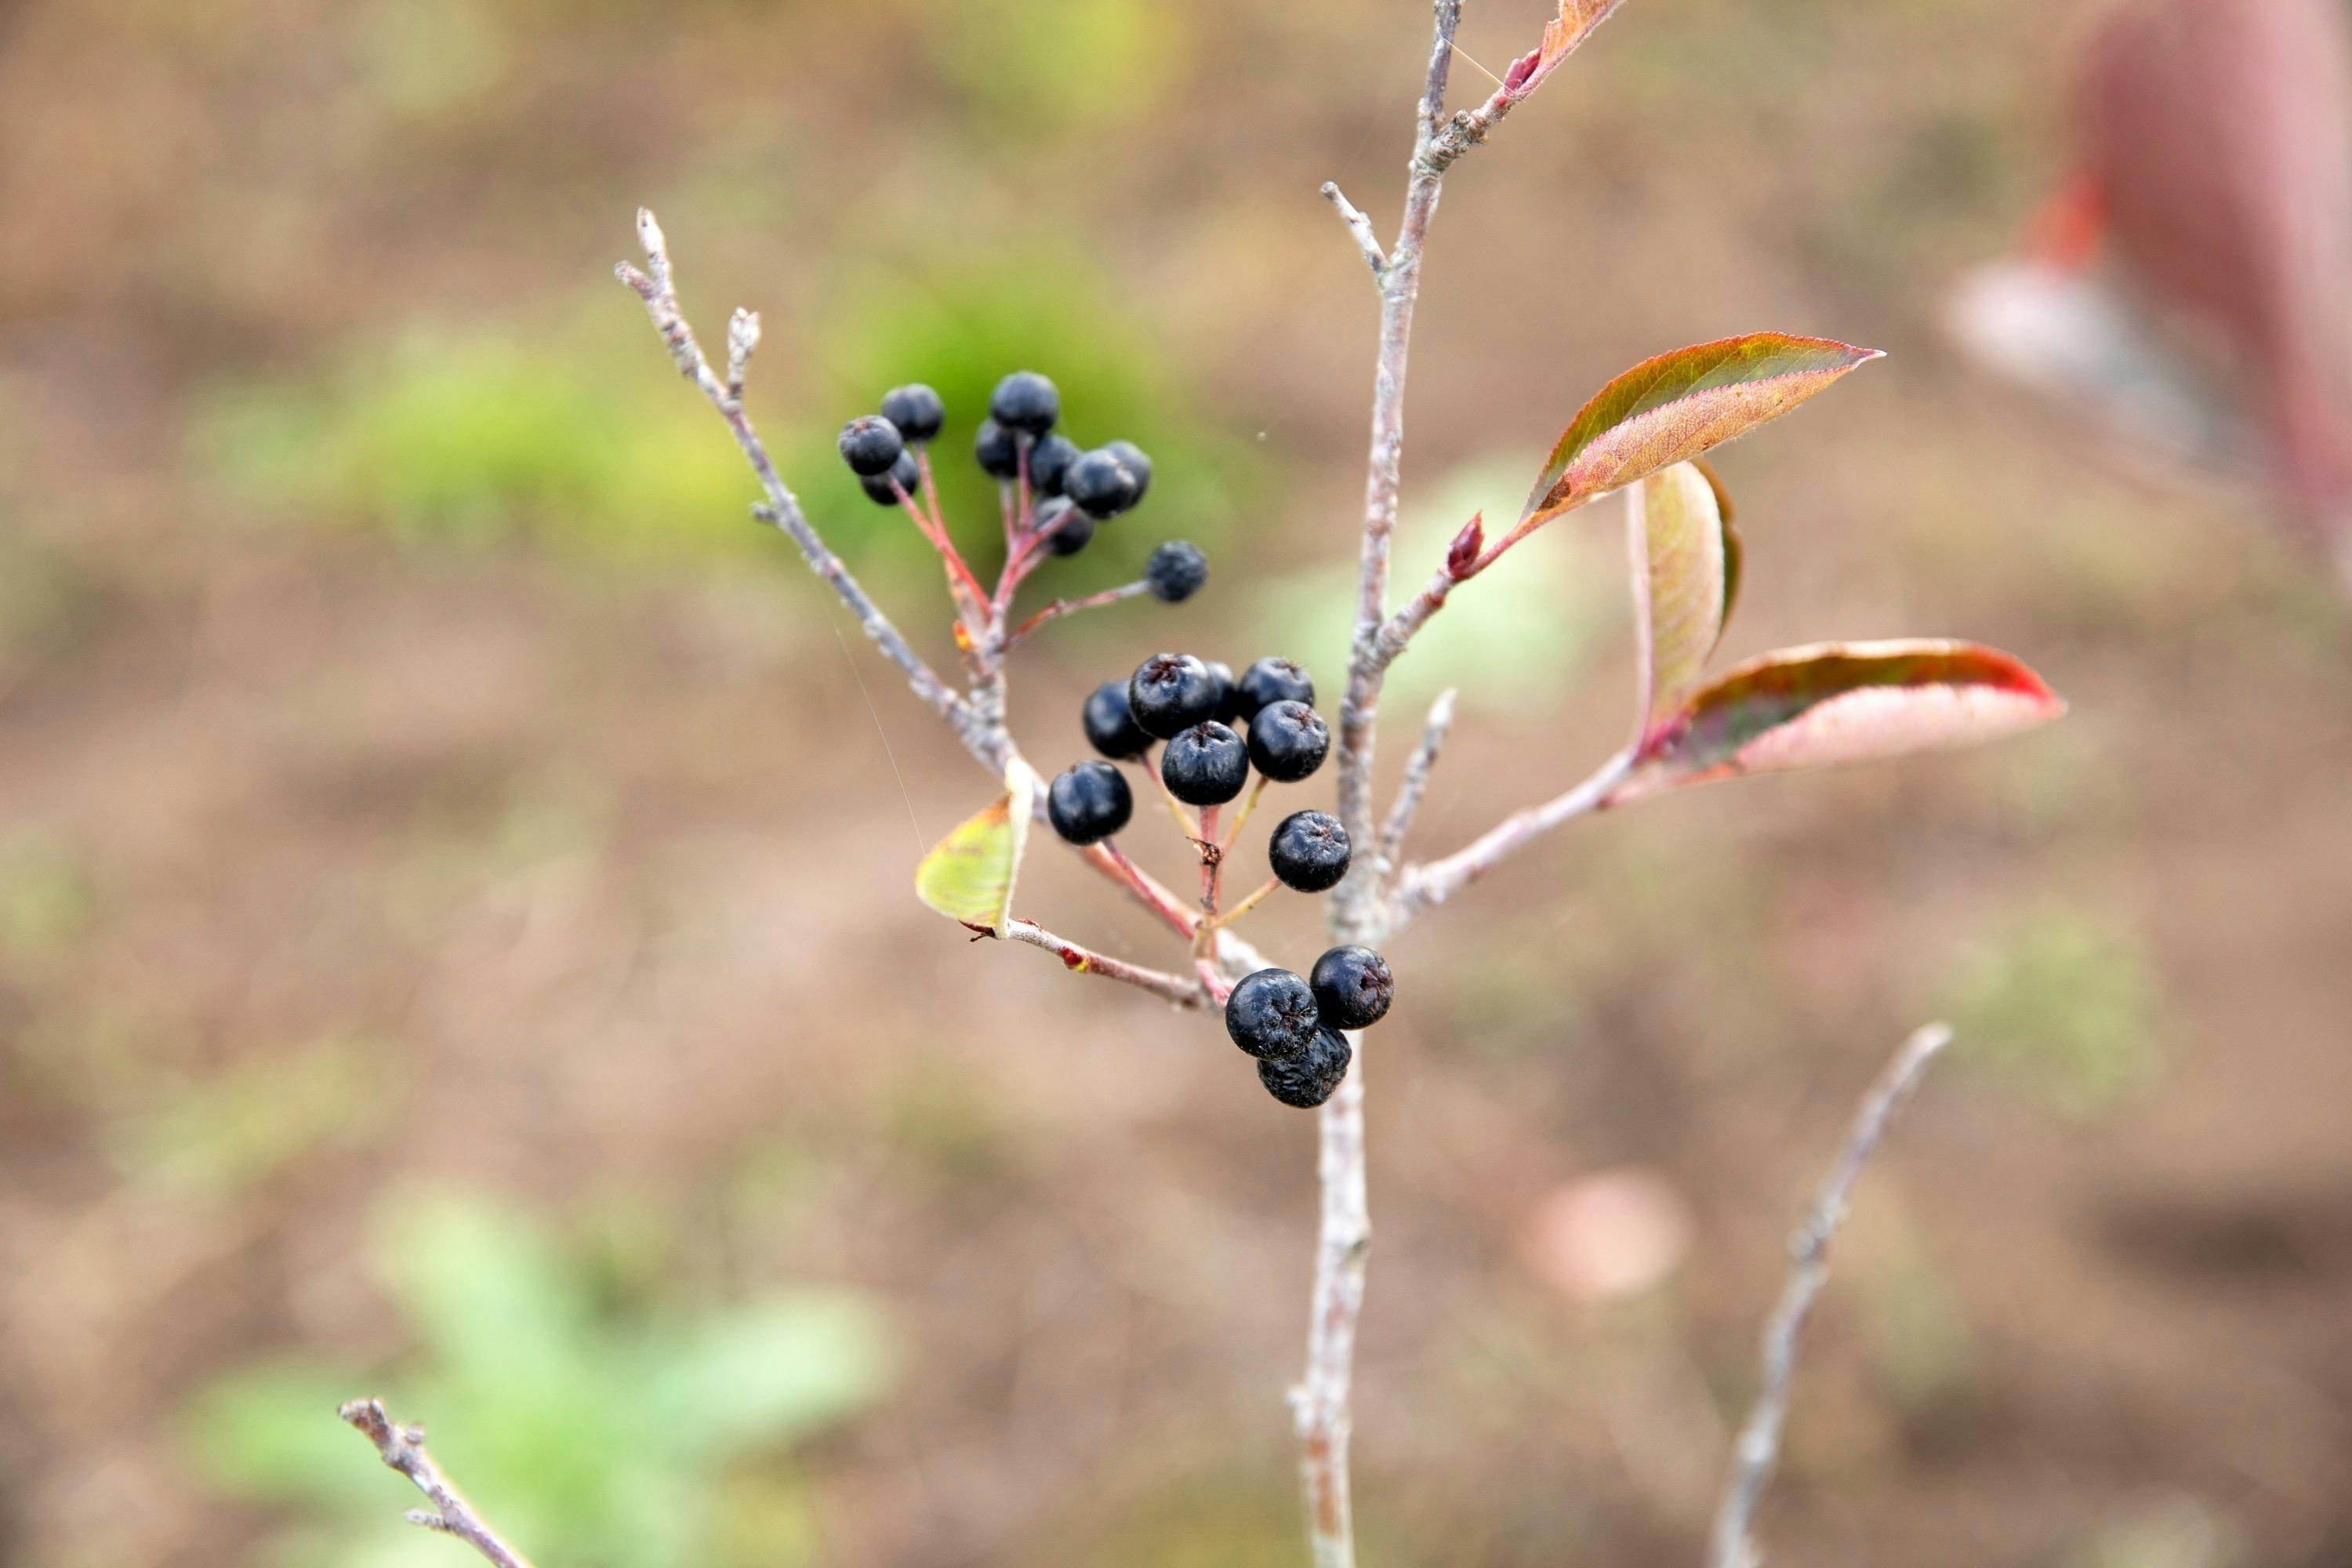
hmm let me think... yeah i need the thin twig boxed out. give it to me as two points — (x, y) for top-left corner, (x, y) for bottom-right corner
(1392, 746), (1633, 920)
(1376, 687), (1456, 875)
(1707, 1023), (1956, 1568)
(1007, 920), (1210, 1007)
(1005, 580), (1150, 645)
(339, 1399), (536, 1568)
(1320, 182), (1388, 281)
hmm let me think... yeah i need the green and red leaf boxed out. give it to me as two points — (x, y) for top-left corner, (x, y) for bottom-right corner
(913, 761), (1037, 935)
(1523, 334), (1881, 528)
(1618, 640), (2065, 797)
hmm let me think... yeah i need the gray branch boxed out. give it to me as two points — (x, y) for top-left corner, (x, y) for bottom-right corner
(1708, 1023), (1956, 1568)
(339, 1399), (537, 1568)
(1375, 686), (1456, 876)
(1319, 182), (1389, 281)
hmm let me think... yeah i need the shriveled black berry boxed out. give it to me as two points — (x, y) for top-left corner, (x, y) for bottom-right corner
(1310, 946), (1392, 1030)
(1258, 1027), (1352, 1109)
(975, 419), (1022, 480)
(1065, 448), (1142, 518)
(1039, 497), (1095, 557)
(1161, 721), (1249, 806)
(1269, 809), (1350, 893)
(880, 384), (945, 442)
(1029, 432), (1081, 495)
(1247, 699), (1330, 782)
(1082, 680), (1151, 759)
(1047, 760), (1133, 845)
(1127, 652), (1221, 740)
(1144, 541), (1209, 604)
(1104, 439), (1152, 501)
(838, 416), (905, 477)
(990, 370), (1060, 434)
(1224, 967), (1321, 1060)
(859, 450), (920, 506)
(1236, 656), (1314, 718)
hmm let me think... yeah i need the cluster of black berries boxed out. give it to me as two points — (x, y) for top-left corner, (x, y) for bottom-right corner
(1044, 652), (1388, 1109)
(839, 371), (1175, 568)
(1225, 946), (1392, 1108)
(1049, 653), (1340, 877)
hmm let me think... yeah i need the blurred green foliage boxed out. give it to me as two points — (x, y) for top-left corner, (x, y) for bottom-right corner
(922, 0), (1193, 137)
(1942, 906), (2165, 1119)
(116, 1036), (400, 1198)
(186, 1189), (892, 1568)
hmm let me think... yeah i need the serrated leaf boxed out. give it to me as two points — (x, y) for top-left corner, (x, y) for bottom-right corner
(1628, 463), (1729, 745)
(913, 761), (1036, 936)
(1522, 334), (1880, 529)
(1620, 639), (2064, 796)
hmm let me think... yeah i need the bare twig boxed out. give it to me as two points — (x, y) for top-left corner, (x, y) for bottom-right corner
(615, 211), (991, 767)
(339, 1399), (536, 1568)
(1392, 746), (1633, 920)
(1708, 1023), (1956, 1568)
(1007, 920), (1210, 1007)
(1289, 1056), (1371, 1568)
(1376, 687), (1456, 875)
(1320, 182), (1389, 281)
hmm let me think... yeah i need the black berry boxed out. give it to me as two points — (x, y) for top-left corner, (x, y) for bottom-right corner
(1029, 433), (1081, 495)
(1258, 1027), (1353, 1109)
(1224, 968), (1321, 1060)
(1269, 809), (1350, 893)
(1204, 660), (1240, 723)
(1039, 497), (1095, 557)
(1236, 656), (1314, 718)
(838, 416), (905, 477)
(1127, 652), (1221, 739)
(1144, 541), (1209, 604)
(1082, 680), (1151, 759)
(1047, 760), (1133, 846)
(1247, 699), (1330, 782)
(880, 384), (945, 442)
(1161, 721), (1249, 806)
(1104, 439), (1153, 501)
(990, 370), (1060, 434)
(975, 419), (1022, 480)
(859, 450), (920, 506)
(1065, 448), (1142, 518)
(1310, 946), (1392, 1030)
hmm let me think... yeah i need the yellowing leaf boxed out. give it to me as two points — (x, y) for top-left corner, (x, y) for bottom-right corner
(1619, 639), (2064, 797)
(1522, 334), (1879, 532)
(913, 761), (1036, 935)
(1628, 463), (1729, 746)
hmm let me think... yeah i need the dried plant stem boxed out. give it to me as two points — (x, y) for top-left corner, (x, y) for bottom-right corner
(339, 1399), (535, 1568)
(1708, 1023), (1956, 1568)
(1375, 686), (1456, 876)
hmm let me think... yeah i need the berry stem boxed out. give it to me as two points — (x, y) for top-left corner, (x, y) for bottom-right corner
(1193, 956), (1235, 1007)
(1224, 775), (1272, 849)
(1141, 754), (1202, 840)
(893, 480), (989, 615)
(914, 445), (948, 533)
(1197, 803), (1224, 916)
(1090, 840), (1199, 939)
(1211, 876), (1283, 931)
(1015, 433), (1035, 535)
(1006, 919), (1214, 1007)
(1004, 581), (1151, 647)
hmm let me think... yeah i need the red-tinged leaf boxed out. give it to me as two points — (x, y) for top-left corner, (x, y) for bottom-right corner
(1522, 335), (1882, 528)
(1505, 0), (1629, 100)
(1618, 640), (2065, 797)
(1627, 464), (1730, 745)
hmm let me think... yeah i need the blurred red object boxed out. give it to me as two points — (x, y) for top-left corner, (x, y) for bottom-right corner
(1951, 0), (2352, 590)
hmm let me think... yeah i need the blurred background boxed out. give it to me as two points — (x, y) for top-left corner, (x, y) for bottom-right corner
(5, 1), (2352, 1564)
